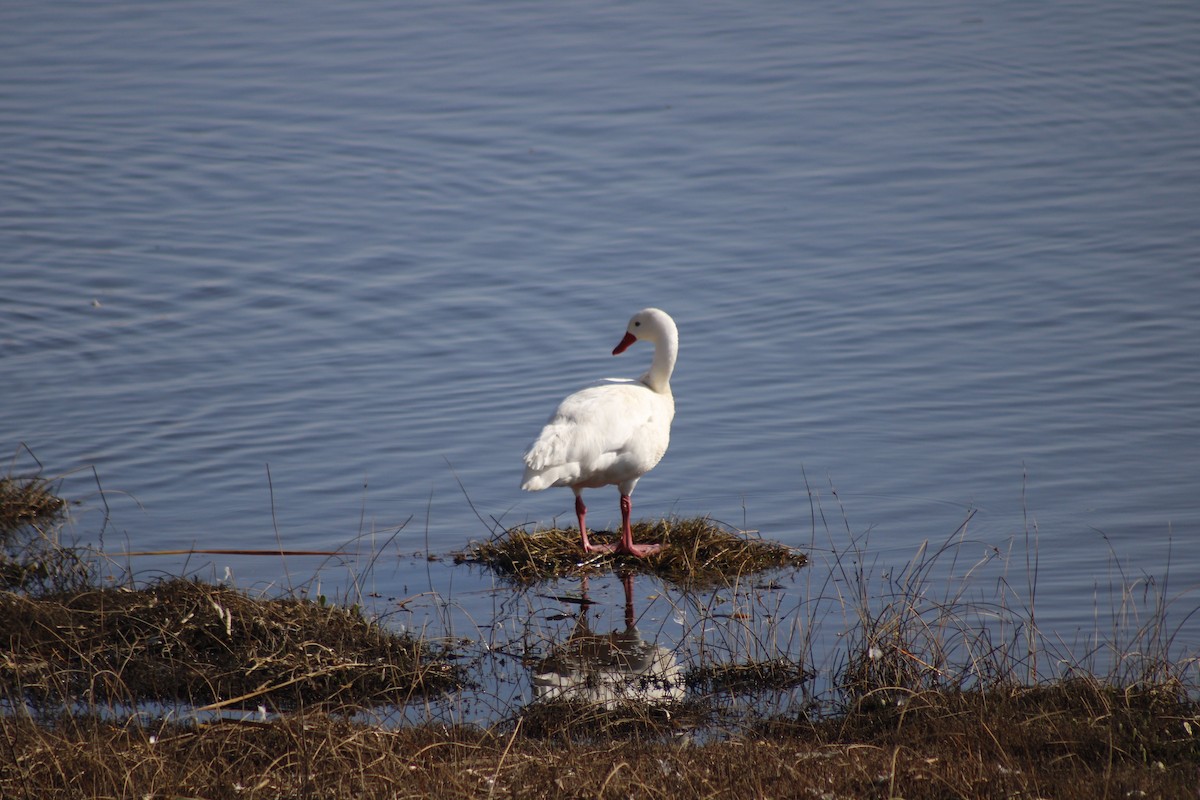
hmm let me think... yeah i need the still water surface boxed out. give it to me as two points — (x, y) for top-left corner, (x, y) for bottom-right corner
(2, 1), (1199, 713)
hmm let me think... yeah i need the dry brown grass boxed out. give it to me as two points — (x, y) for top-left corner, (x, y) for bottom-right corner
(516, 697), (707, 742)
(0, 474), (67, 537)
(459, 516), (808, 586)
(0, 578), (461, 713)
(761, 677), (1200, 798)
(3, 682), (1197, 800)
(0, 473), (90, 595)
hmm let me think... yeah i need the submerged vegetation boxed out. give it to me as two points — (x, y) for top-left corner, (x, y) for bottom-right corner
(1, 461), (1198, 798)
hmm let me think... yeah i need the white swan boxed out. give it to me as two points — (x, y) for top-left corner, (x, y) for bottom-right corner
(521, 308), (678, 557)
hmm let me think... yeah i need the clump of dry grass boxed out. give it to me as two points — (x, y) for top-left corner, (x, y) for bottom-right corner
(1, 459), (462, 713)
(459, 517), (807, 586)
(0, 577), (461, 713)
(0, 474), (67, 536)
(756, 676), (1200, 798)
(0, 472), (90, 595)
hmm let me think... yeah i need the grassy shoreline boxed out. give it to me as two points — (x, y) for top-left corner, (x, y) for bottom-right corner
(4, 681), (1196, 800)
(2, 471), (1198, 798)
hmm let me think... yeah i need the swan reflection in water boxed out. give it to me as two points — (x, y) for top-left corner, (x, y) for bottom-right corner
(531, 572), (684, 706)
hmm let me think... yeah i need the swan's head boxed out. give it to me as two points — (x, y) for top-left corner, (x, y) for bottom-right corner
(613, 307), (676, 355)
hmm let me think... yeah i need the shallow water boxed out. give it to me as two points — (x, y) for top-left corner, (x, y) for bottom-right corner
(3, 1), (1199, 719)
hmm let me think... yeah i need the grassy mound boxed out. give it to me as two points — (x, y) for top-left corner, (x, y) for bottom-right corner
(459, 517), (807, 585)
(0, 467), (459, 712)
(0, 578), (461, 712)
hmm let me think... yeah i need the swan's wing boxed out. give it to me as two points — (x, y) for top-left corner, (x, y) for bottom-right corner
(521, 381), (667, 491)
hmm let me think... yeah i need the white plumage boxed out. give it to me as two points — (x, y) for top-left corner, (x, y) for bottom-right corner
(521, 308), (678, 557)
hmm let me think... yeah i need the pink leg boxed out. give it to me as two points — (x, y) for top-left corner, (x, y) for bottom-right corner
(579, 493), (618, 554)
(576, 494), (594, 552)
(615, 494), (663, 557)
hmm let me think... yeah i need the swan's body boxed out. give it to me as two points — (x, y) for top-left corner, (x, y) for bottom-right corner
(521, 308), (678, 557)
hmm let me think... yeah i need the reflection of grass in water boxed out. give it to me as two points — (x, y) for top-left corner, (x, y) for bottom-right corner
(685, 657), (814, 695)
(1, 465), (1197, 799)
(458, 516), (808, 586)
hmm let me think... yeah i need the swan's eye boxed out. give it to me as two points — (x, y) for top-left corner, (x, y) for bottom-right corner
(634, 321), (641, 327)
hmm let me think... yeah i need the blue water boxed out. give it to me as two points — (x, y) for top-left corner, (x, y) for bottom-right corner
(3, 1), (1199, 712)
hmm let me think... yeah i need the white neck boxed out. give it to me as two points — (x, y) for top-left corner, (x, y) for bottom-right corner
(641, 318), (678, 394)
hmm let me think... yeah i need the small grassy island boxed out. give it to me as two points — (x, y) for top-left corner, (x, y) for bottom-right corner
(458, 516), (808, 586)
